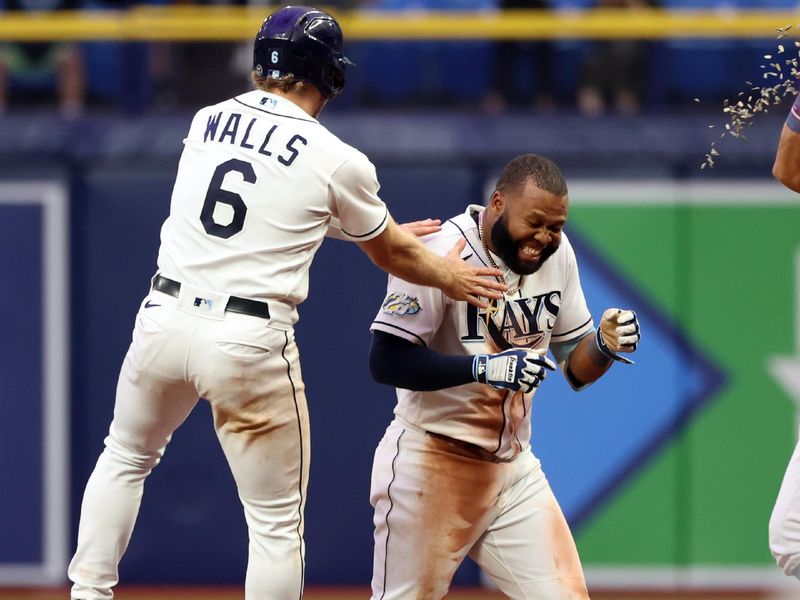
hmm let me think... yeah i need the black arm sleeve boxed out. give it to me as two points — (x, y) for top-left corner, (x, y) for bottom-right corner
(368, 330), (475, 391)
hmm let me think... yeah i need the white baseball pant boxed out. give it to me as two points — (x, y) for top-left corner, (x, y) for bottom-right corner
(770, 429), (800, 579)
(68, 284), (310, 600)
(370, 419), (589, 600)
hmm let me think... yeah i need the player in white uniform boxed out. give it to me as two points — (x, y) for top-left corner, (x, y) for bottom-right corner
(368, 154), (641, 599)
(67, 7), (506, 600)
(768, 93), (800, 579)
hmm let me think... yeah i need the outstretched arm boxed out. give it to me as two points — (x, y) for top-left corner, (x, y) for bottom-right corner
(328, 217), (441, 240)
(773, 96), (800, 193)
(358, 217), (506, 309)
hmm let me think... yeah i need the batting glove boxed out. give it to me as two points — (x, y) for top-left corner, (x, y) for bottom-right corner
(473, 349), (557, 393)
(596, 308), (640, 365)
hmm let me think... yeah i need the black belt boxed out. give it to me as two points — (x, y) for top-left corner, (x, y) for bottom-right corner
(152, 275), (271, 320)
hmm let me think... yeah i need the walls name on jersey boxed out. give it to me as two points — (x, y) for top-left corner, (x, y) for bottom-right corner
(204, 111), (307, 167)
(461, 291), (561, 349)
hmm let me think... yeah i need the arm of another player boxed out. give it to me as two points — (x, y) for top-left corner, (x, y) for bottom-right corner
(369, 331), (555, 393)
(773, 95), (800, 193)
(327, 217), (441, 240)
(400, 218), (441, 237)
(559, 308), (641, 389)
(358, 217), (506, 309)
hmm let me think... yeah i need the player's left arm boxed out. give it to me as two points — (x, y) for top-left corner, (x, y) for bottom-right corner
(773, 107), (800, 193)
(555, 308), (641, 390)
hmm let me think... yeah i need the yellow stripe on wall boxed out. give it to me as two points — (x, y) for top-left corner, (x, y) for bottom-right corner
(0, 6), (797, 41)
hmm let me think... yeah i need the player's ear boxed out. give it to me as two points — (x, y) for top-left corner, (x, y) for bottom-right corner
(488, 190), (504, 213)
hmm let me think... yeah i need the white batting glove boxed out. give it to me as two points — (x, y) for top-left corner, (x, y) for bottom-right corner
(596, 308), (641, 365)
(473, 349), (557, 393)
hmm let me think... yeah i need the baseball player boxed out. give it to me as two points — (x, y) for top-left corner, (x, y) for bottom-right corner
(772, 95), (800, 193)
(768, 94), (800, 579)
(67, 7), (506, 600)
(367, 154), (641, 599)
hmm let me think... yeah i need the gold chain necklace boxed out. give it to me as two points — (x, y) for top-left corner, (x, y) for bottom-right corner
(478, 210), (525, 298)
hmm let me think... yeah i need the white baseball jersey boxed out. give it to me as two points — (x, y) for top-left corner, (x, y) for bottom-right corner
(69, 91), (389, 600)
(157, 89), (388, 325)
(370, 205), (594, 461)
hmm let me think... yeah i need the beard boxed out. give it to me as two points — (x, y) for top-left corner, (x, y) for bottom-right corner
(490, 212), (558, 275)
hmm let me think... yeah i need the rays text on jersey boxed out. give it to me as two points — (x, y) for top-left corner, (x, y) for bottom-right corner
(461, 291), (561, 349)
(204, 111), (307, 167)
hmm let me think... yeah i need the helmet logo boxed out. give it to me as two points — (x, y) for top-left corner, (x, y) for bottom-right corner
(255, 64), (263, 76)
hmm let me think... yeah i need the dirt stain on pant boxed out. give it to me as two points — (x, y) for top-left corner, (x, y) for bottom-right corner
(416, 435), (505, 599)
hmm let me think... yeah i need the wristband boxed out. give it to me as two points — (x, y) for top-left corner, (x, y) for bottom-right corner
(595, 328), (635, 365)
(786, 94), (800, 134)
(473, 354), (489, 383)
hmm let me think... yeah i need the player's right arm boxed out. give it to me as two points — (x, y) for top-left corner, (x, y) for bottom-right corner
(369, 331), (555, 394)
(358, 218), (505, 309)
(773, 96), (800, 193)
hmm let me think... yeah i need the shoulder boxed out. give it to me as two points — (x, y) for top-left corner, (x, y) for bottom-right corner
(541, 231), (581, 282)
(418, 210), (478, 256)
(558, 231), (578, 262)
(329, 146), (378, 185)
(195, 95), (240, 118)
(186, 98), (235, 133)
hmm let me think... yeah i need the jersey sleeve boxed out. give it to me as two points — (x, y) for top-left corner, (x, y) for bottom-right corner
(550, 235), (594, 344)
(370, 274), (448, 347)
(328, 152), (389, 242)
(181, 108), (207, 146)
(324, 216), (347, 241)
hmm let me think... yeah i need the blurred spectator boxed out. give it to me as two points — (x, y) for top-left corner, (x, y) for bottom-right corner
(0, 0), (85, 115)
(144, 0), (252, 109)
(155, 0), (358, 110)
(482, 0), (555, 113)
(576, 0), (654, 117)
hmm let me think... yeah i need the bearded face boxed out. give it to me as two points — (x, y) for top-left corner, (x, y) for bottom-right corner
(490, 210), (560, 275)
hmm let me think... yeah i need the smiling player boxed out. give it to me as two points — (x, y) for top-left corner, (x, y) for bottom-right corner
(367, 153), (641, 599)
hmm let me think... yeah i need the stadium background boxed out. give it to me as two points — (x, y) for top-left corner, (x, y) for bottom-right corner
(1, 1), (800, 597)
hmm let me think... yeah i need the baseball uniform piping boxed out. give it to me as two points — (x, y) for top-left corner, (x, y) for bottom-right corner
(183, 318), (201, 381)
(451, 214), (507, 456)
(372, 321), (427, 347)
(379, 429), (405, 600)
(493, 391), (510, 455)
(550, 317), (592, 339)
(281, 330), (305, 599)
(340, 207), (388, 239)
(232, 97), (318, 124)
(447, 218), (490, 269)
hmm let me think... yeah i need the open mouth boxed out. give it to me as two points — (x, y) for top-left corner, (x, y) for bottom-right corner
(519, 245), (541, 262)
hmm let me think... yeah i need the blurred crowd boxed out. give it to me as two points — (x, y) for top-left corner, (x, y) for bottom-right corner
(0, 0), (790, 116)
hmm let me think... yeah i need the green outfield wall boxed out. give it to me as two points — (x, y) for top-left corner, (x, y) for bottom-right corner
(563, 181), (799, 583)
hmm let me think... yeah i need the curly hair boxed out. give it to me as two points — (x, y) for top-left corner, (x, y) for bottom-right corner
(250, 70), (310, 95)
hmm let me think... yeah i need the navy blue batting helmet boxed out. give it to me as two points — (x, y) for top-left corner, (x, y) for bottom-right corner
(253, 6), (353, 100)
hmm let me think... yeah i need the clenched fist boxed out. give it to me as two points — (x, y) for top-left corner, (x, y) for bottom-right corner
(596, 308), (640, 364)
